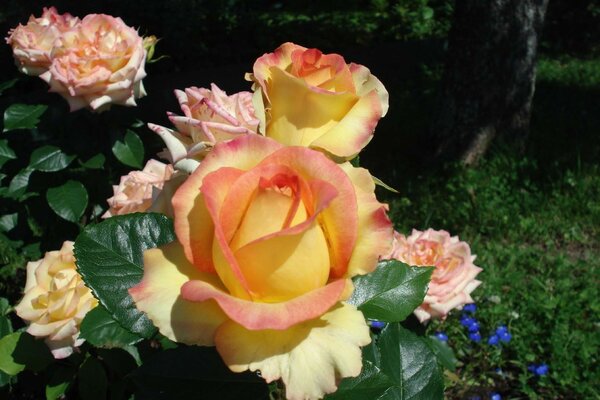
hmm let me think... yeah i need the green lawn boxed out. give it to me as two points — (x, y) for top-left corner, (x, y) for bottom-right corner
(369, 56), (600, 398)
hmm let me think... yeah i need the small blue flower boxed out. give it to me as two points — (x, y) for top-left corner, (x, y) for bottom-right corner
(469, 331), (481, 342)
(495, 325), (508, 336)
(488, 335), (500, 345)
(434, 332), (448, 342)
(528, 364), (537, 372)
(499, 332), (512, 343)
(535, 364), (549, 376)
(468, 321), (480, 332)
(369, 320), (386, 329)
(463, 303), (477, 313)
(491, 393), (501, 400)
(460, 316), (475, 327)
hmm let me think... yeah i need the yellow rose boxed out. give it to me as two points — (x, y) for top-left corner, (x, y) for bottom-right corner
(248, 42), (389, 159)
(14, 241), (98, 359)
(130, 135), (393, 399)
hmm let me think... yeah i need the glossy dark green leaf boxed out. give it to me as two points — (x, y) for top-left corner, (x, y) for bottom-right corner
(0, 213), (17, 232)
(3, 104), (47, 132)
(28, 145), (75, 172)
(131, 346), (269, 399)
(79, 153), (105, 169)
(74, 213), (175, 338)
(111, 130), (144, 168)
(78, 357), (107, 400)
(326, 361), (393, 399)
(0, 298), (10, 316)
(377, 323), (444, 399)
(46, 180), (88, 223)
(0, 139), (16, 168)
(349, 260), (433, 322)
(0, 332), (53, 375)
(80, 306), (142, 348)
(7, 168), (32, 198)
(0, 79), (18, 95)
(425, 337), (457, 372)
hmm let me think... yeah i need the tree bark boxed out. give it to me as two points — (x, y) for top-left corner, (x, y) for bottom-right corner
(431, 0), (549, 165)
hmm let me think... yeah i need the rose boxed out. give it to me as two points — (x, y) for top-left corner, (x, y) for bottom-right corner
(102, 159), (174, 218)
(387, 229), (482, 322)
(248, 42), (389, 159)
(130, 135), (393, 399)
(14, 241), (98, 359)
(5, 7), (78, 76)
(149, 83), (259, 173)
(39, 14), (147, 112)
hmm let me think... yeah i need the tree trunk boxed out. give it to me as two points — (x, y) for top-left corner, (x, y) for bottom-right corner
(431, 0), (549, 165)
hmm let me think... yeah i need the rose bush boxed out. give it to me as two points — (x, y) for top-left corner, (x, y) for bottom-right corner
(5, 7), (78, 76)
(103, 159), (174, 218)
(248, 42), (389, 159)
(149, 83), (259, 172)
(387, 229), (482, 322)
(130, 134), (393, 399)
(14, 241), (98, 359)
(39, 14), (147, 112)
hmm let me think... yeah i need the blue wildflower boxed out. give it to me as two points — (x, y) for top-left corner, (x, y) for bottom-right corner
(499, 331), (512, 343)
(469, 331), (481, 342)
(434, 332), (448, 342)
(369, 320), (386, 329)
(528, 364), (537, 372)
(468, 321), (480, 332)
(463, 303), (477, 314)
(460, 315), (475, 327)
(491, 393), (501, 400)
(495, 325), (508, 336)
(488, 335), (500, 345)
(535, 364), (549, 376)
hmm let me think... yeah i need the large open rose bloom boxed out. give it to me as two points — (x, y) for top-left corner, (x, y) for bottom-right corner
(14, 241), (98, 359)
(39, 14), (147, 112)
(102, 159), (174, 218)
(388, 229), (482, 323)
(130, 135), (392, 399)
(149, 83), (259, 172)
(248, 42), (389, 159)
(5, 7), (78, 76)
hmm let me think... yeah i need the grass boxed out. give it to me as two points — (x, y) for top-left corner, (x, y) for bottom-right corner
(365, 56), (600, 398)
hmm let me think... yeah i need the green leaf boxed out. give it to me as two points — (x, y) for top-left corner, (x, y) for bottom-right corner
(377, 323), (444, 399)
(0, 332), (53, 375)
(79, 153), (105, 169)
(78, 357), (107, 400)
(349, 260), (433, 322)
(0, 213), (17, 232)
(28, 145), (75, 172)
(3, 104), (47, 132)
(46, 363), (76, 400)
(74, 213), (175, 338)
(326, 360), (393, 399)
(7, 168), (32, 198)
(80, 306), (143, 348)
(0, 139), (17, 168)
(0, 298), (10, 316)
(0, 316), (12, 339)
(425, 337), (457, 372)
(131, 346), (269, 399)
(46, 180), (88, 223)
(373, 175), (399, 193)
(112, 130), (144, 168)
(0, 79), (18, 95)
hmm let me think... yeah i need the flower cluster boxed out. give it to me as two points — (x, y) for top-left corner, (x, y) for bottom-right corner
(387, 229), (483, 322)
(6, 8), (147, 111)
